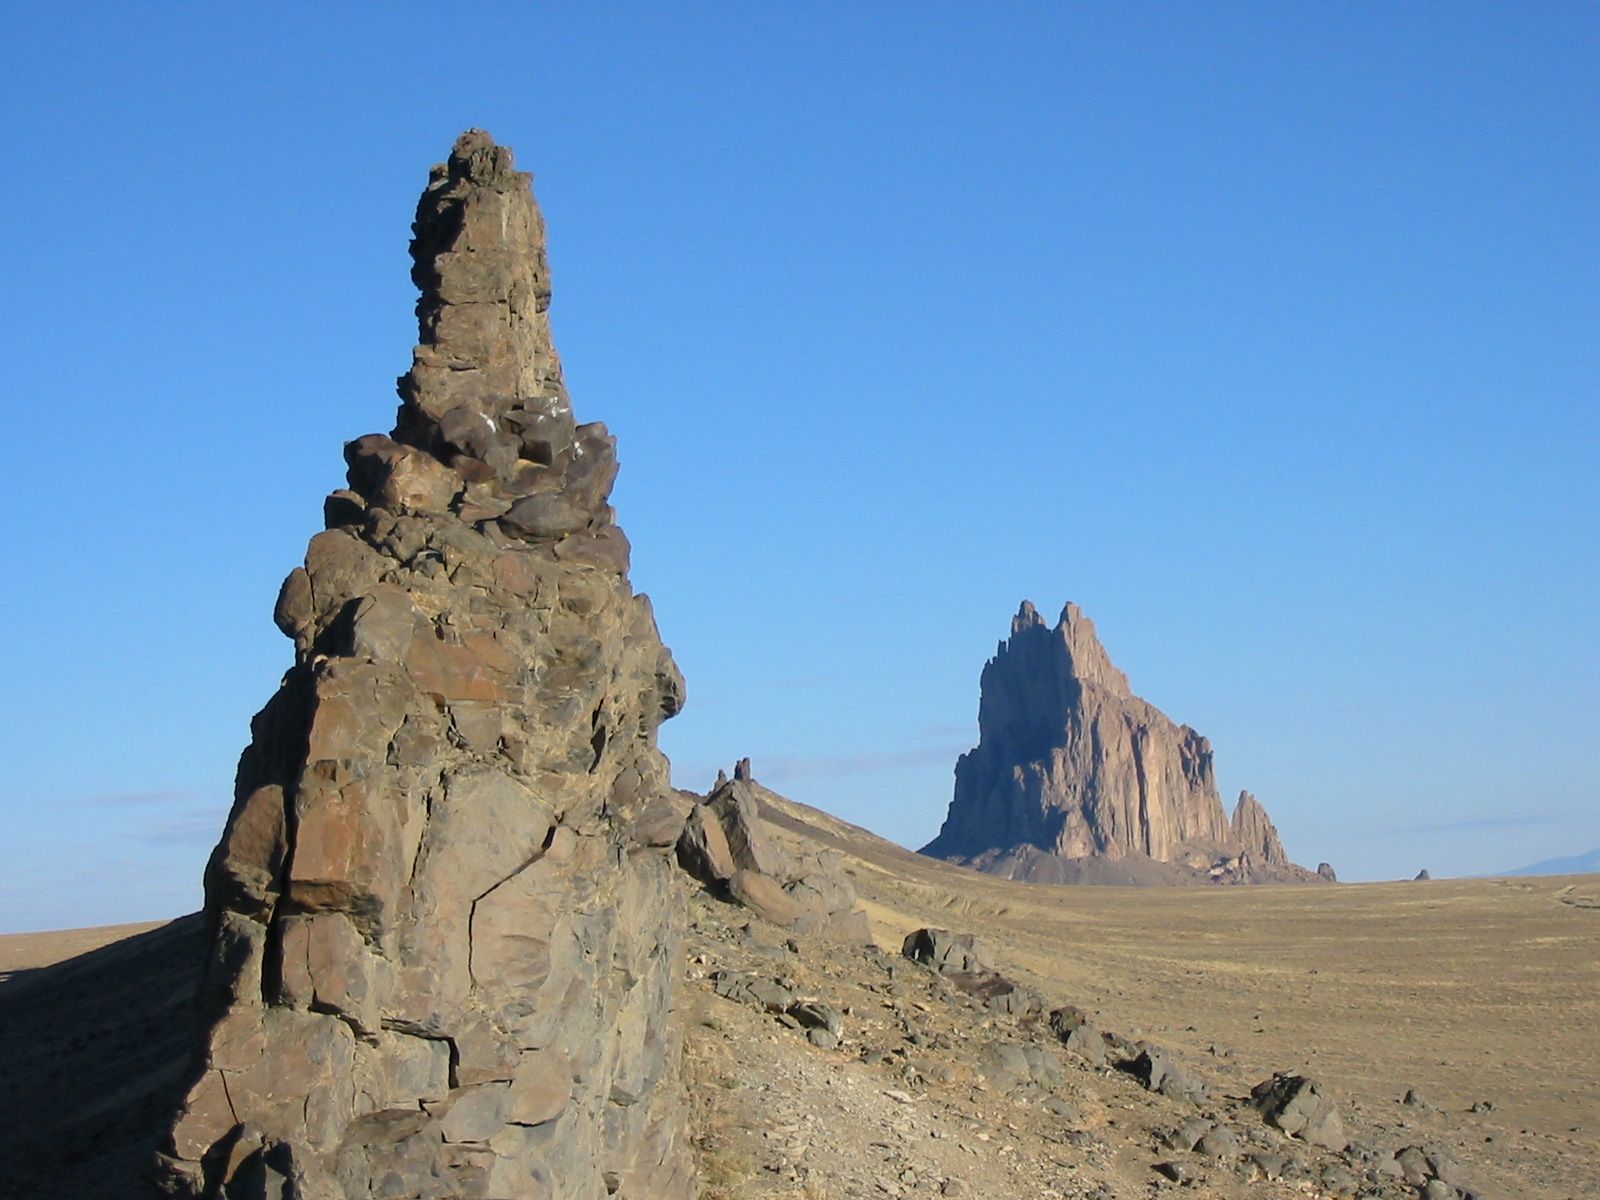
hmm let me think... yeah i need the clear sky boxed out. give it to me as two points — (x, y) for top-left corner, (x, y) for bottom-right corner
(3, 4), (1596, 931)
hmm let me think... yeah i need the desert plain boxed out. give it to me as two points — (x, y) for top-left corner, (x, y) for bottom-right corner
(3, 791), (1595, 1199)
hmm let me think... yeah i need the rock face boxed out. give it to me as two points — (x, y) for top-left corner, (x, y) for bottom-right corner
(922, 601), (1324, 885)
(676, 773), (873, 942)
(1231, 789), (1289, 869)
(157, 132), (693, 1199)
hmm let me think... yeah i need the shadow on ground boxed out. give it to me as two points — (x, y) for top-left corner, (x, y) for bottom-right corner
(0, 914), (203, 1199)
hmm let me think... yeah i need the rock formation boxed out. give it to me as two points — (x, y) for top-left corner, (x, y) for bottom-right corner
(158, 131), (693, 1199)
(676, 772), (872, 942)
(922, 601), (1325, 885)
(1231, 789), (1289, 869)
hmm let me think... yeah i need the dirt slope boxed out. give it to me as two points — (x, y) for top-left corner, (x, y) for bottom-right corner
(2, 794), (1595, 1199)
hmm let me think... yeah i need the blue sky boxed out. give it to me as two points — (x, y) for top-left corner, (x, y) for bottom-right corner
(3, 4), (1596, 931)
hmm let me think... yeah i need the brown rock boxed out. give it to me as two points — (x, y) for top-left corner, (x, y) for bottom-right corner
(677, 803), (736, 884)
(708, 778), (791, 878)
(157, 131), (693, 1200)
(923, 601), (1323, 884)
(1231, 790), (1289, 868)
(728, 868), (807, 928)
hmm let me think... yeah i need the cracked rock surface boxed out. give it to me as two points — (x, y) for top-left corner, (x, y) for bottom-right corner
(157, 130), (692, 1200)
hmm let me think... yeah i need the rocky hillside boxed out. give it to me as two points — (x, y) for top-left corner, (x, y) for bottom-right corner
(9, 776), (1571, 1199)
(922, 602), (1327, 885)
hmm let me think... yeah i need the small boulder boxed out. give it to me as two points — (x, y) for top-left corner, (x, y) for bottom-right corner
(787, 1001), (844, 1041)
(1123, 1044), (1204, 1103)
(1250, 1073), (1347, 1151)
(1049, 1006), (1109, 1067)
(900, 929), (994, 975)
(728, 869), (806, 928)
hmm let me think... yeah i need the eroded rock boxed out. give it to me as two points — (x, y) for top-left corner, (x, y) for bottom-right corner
(921, 602), (1326, 885)
(157, 131), (694, 1200)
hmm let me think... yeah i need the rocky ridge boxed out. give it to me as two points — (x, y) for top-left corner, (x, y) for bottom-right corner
(158, 131), (695, 1199)
(676, 781), (1492, 1200)
(922, 601), (1324, 885)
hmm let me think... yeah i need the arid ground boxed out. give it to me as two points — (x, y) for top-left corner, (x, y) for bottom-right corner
(2, 795), (1595, 1199)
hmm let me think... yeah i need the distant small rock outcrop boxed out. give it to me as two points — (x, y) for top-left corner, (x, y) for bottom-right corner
(922, 602), (1327, 885)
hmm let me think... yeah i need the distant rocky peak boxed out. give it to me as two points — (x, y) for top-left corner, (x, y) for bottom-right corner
(999, 600), (1130, 700)
(927, 602), (1326, 886)
(1231, 789), (1289, 868)
(1055, 601), (1131, 697)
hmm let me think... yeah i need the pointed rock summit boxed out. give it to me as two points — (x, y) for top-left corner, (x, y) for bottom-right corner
(1231, 789), (1290, 869)
(922, 602), (1327, 885)
(159, 132), (694, 1198)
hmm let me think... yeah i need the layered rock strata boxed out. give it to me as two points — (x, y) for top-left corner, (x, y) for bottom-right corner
(158, 131), (693, 1199)
(922, 601), (1323, 885)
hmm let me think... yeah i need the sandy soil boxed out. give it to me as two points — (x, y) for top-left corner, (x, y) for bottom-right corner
(759, 789), (1600, 1199)
(3, 797), (1594, 1200)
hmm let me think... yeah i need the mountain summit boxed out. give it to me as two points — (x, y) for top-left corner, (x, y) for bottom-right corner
(922, 602), (1325, 886)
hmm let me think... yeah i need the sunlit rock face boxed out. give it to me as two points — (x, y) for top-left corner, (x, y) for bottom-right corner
(158, 131), (694, 1200)
(923, 602), (1322, 886)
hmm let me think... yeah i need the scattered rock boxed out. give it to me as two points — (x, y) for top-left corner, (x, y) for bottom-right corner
(1049, 1005), (1111, 1067)
(1151, 1159), (1188, 1182)
(1122, 1044), (1205, 1103)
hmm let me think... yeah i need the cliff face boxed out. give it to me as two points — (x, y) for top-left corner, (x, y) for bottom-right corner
(1231, 789), (1290, 869)
(158, 132), (694, 1199)
(923, 602), (1321, 885)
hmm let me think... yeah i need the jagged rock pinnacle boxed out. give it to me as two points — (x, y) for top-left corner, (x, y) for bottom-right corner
(397, 128), (572, 449)
(924, 601), (1323, 885)
(159, 133), (693, 1199)
(1231, 789), (1290, 868)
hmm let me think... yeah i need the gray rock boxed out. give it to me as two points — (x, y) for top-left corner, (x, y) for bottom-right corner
(1121, 1044), (1205, 1103)
(157, 131), (694, 1200)
(1152, 1160), (1192, 1183)
(1049, 1005), (1110, 1067)
(677, 802), (736, 884)
(901, 929), (994, 975)
(1250, 1073), (1348, 1152)
(787, 1001), (844, 1040)
(1196, 1124), (1239, 1159)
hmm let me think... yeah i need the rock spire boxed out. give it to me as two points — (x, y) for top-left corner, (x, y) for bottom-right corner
(158, 132), (693, 1198)
(1231, 789), (1290, 869)
(922, 602), (1324, 885)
